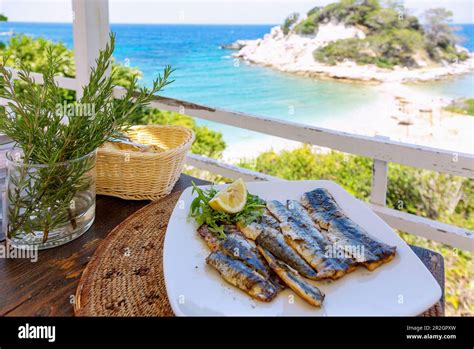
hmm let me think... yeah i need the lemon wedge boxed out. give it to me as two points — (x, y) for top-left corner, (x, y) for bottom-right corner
(209, 178), (247, 213)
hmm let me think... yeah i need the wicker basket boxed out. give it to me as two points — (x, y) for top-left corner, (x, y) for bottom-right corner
(96, 125), (195, 200)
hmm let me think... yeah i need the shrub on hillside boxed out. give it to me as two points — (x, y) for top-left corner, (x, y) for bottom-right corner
(282, 0), (469, 68)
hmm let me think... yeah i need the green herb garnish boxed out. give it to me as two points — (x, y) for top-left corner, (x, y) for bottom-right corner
(189, 181), (265, 239)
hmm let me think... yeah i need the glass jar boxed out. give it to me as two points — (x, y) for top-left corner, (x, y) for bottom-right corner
(0, 137), (15, 223)
(3, 149), (96, 250)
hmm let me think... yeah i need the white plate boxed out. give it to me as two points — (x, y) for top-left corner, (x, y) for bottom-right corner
(163, 180), (441, 316)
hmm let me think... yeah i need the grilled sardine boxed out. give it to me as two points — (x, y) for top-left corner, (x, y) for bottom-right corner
(286, 200), (326, 240)
(287, 199), (358, 272)
(237, 220), (263, 241)
(267, 200), (350, 280)
(206, 250), (278, 302)
(261, 211), (280, 230)
(255, 226), (319, 280)
(236, 209), (279, 241)
(221, 233), (271, 278)
(198, 224), (285, 291)
(301, 188), (396, 270)
(197, 224), (220, 251)
(258, 247), (325, 307)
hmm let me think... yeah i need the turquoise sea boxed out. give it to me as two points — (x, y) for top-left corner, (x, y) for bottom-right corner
(0, 22), (473, 147)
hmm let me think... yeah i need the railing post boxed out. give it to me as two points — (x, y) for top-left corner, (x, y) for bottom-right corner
(72, 0), (110, 99)
(370, 136), (389, 206)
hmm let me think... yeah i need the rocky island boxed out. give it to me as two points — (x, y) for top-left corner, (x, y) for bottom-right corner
(227, 0), (474, 84)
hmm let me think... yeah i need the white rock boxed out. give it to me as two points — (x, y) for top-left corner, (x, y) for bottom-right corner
(314, 22), (365, 43)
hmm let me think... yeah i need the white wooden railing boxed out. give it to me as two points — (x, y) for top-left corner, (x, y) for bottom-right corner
(1, 71), (473, 251)
(0, 0), (472, 251)
(138, 93), (474, 252)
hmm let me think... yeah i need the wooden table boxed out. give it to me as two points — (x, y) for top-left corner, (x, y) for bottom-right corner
(0, 174), (444, 316)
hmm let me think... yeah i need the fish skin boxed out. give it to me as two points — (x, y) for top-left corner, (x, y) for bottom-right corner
(255, 226), (319, 280)
(301, 190), (381, 265)
(197, 224), (220, 251)
(236, 221), (263, 241)
(286, 200), (326, 240)
(206, 250), (278, 302)
(220, 233), (286, 291)
(280, 222), (346, 280)
(258, 247), (325, 307)
(261, 211), (280, 230)
(223, 224), (242, 236)
(220, 233), (270, 278)
(198, 223), (248, 250)
(198, 224), (286, 291)
(267, 200), (350, 280)
(287, 199), (358, 272)
(301, 188), (396, 269)
(236, 209), (280, 241)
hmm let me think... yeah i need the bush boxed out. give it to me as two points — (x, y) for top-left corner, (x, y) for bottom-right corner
(314, 28), (425, 68)
(444, 98), (474, 116)
(423, 8), (459, 59)
(294, 11), (320, 35)
(281, 12), (300, 35)
(307, 6), (321, 17)
(294, 16), (319, 35)
(369, 28), (424, 67)
(364, 7), (400, 32)
(297, 0), (468, 68)
(3, 35), (75, 77)
(314, 38), (367, 65)
(316, 0), (380, 26)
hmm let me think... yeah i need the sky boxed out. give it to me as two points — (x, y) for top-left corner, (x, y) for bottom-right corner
(0, 0), (472, 24)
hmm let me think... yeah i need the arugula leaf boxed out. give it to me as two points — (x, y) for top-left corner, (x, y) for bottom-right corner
(189, 181), (265, 239)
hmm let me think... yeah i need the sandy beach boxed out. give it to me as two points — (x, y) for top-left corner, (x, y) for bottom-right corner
(222, 24), (474, 162)
(223, 82), (474, 163)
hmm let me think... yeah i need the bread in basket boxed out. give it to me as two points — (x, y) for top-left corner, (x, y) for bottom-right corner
(96, 125), (195, 200)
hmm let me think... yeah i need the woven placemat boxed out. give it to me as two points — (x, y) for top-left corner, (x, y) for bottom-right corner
(420, 302), (442, 317)
(74, 190), (442, 317)
(74, 191), (182, 316)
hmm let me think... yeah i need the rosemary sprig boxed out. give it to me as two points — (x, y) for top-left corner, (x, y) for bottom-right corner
(0, 33), (174, 240)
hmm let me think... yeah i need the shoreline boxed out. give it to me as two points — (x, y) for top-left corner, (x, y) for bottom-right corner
(222, 25), (474, 162)
(235, 54), (474, 85)
(222, 83), (474, 162)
